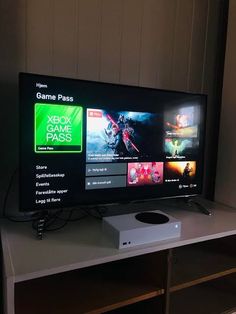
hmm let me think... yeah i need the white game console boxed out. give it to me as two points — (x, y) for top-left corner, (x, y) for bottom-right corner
(103, 210), (181, 249)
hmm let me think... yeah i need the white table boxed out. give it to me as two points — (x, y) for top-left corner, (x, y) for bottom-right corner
(1, 198), (236, 314)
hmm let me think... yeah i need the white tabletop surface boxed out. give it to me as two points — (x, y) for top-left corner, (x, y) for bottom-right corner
(1, 198), (236, 283)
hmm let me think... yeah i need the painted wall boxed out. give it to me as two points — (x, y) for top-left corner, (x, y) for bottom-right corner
(0, 0), (226, 214)
(215, 0), (236, 207)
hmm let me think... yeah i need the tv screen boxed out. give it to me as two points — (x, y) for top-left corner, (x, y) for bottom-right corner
(19, 73), (206, 212)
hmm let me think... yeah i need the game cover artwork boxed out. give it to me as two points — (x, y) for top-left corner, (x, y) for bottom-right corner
(127, 162), (163, 186)
(164, 106), (200, 159)
(165, 106), (199, 138)
(165, 161), (196, 183)
(86, 109), (159, 162)
(164, 138), (198, 159)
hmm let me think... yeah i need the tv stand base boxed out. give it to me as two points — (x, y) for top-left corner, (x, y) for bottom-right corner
(186, 198), (212, 216)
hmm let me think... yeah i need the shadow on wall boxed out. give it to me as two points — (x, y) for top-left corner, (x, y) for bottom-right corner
(0, 73), (20, 216)
(0, 1), (23, 215)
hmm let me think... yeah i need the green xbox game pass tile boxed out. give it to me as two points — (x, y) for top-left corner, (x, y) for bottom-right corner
(34, 103), (83, 153)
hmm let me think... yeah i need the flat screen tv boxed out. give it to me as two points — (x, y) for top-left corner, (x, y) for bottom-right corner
(19, 73), (206, 212)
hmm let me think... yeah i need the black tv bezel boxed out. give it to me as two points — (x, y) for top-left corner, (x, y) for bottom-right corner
(19, 72), (207, 212)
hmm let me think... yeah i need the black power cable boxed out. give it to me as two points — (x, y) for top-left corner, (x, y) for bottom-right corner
(2, 169), (40, 222)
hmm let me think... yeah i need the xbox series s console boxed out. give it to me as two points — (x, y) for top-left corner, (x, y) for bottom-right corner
(103, 210), (181, 249)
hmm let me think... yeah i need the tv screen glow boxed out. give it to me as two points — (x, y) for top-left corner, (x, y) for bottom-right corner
(19, 73), (206, 211)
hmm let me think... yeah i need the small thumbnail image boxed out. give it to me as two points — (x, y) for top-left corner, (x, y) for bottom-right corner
(127, 162), (163, 186)
(165, 161), (196, 183)
(165, 138), (193, 158)
(165, 106), (199, 138)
